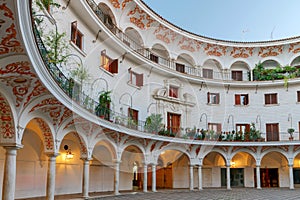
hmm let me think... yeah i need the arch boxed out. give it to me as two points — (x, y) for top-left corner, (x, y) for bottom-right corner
(120, 143), (145, 160)
(230, 149), (257, 163)
(92, 139), (117, 164)
(290, 54), (300, 67)
(176, 53), (196, 67)
(151, 43), (170, 59)
(202, 151), (226, 167)
(260, 148), (289, 161)
(25, 118), (55, 153)
(230, 60), (251, 71)
(0, 93), (16, 143)
(231, 151), (256, 168)
(98, 2), (118, 28)
(201, 57), (223, 69)
(124, 27), (144, 47)
(159, 145), (191, 161)
(261, 59), (281, 68)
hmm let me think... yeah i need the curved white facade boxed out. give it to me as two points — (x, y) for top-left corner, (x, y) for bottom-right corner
(1, 0), (300, 199)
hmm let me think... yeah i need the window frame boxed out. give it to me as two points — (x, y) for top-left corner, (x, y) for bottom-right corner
(231, 70), (243, 81)
(71, 21), (84, 50)
(207, 92), (220, 104)
(169, 85), (179, 99)
(235, 94), (249, 106)
(129, 69), (143, 87)
(203, 68), (213, 79)
(208, 123), (222, 133)
(264, 93), (278, 105)
(100, 50), (118, 74)
(297, 91), (300, 102)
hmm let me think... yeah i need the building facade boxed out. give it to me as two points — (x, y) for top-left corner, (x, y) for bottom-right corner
(2, 0), (300, 199)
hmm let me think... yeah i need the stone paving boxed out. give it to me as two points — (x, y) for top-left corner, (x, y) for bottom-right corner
(89, 189), (300, 200)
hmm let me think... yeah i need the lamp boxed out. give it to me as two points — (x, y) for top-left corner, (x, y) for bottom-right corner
(64, 145), (74, 159)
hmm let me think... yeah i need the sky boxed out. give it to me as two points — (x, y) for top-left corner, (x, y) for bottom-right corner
(142, 0), (300, 42)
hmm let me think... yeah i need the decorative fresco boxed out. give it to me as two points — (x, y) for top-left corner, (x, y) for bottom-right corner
(0, 3), (24, 55)
(0, 95), (15, 140)
(289, 42), (300, 54)
(204, 43), (227, 57)
(127, 5), (155, 29)
(258, 45), (283, 58)
(153, 24), (177, 44)
(178, 37), (202, 53)
(36, 118), (54, 151)
(230, 47), (254, 58)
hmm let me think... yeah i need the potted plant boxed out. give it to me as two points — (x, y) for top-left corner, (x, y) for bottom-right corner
(95, 91), (111, 119)
(144, 114), (164, 134)
(288, 128), (295, 141)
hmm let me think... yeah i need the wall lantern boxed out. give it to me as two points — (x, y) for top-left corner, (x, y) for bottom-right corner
(64, 145), (74, 160)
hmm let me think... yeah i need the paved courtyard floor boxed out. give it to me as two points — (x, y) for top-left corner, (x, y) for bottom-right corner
(89, 189), (300, 200)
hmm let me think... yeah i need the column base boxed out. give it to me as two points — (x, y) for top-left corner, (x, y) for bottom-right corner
(114, 192), (120, 195)
(256, 187), (262, 190)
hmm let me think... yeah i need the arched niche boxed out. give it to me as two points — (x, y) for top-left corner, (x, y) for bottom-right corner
(290, 56), (300, 67)
(156, 150), (190, 189)
(98, 3), (117, 28)
(261, 59), (281, 69)
(177, 53), (196, 67)
(124, 27), (144, 47)
(202, 59), (223, 79)
(151, 43), (170, 59)
(230, 61), (251, 81)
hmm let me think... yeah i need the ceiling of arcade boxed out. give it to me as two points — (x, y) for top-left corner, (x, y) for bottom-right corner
(108, 0), (300, 64)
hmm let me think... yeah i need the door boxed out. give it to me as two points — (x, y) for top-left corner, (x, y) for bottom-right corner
(266, 123), (279, 141)
(167, 113), (181, 135)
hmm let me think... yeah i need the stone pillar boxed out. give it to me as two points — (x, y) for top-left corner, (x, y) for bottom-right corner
(289, 164), (294, 190)
(151, 164), (156, 192)
(256, 165), (261, 189)
(198, 165), (202, 190)
(82, 158), (91, 199)
(143, 164), (148, 192)
(46, 153), (58, 200)
(2, 146), (21, 200)
(189, 165), (194, 191)
(114, 161), (121, 195)
(226, 165), (231, 190)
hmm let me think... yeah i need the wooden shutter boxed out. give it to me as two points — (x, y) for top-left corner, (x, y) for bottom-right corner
(71, 21), (78, 43)
(217, 124), (222, 133)
(136, 73), (143, 87)
(298, 91), (300, 102)
(207, 92), (210, 104)
(109, 59), (118, 73)
(216, 93), (220, 104)
(150, 54), (158, 63)
(245, 124), (250, 132)
(265, 94), (270, 104)
(235, 94), (241, 105)
(272, 94), (277, 104)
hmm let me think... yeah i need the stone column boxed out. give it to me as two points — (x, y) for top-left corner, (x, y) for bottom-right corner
(82, 158), (91, 199)
(143, 164), (148, 192)
(198, 165), (202, 190)
(289, 164), (294, 190)
(189, 165), (194, 191)
(226, 165), (231, 190)
(256, 165), (261, 189)
(151, 164), (156, 192)
(114, 161), (121, 195)
(2, 146), (21, 200)
(46, 154), (58, 200)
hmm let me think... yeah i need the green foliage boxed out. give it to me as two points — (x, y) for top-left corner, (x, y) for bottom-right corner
(253, 62), (300, 82)
(95, 91), (112, 118)
(36, 0), (61, 10)
(70, 65), (90, 86)
(144, 114), (164, 133)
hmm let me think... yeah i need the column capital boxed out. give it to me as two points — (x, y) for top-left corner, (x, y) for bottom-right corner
(81, 157), (93, 162)
(45, 153), (59, 158)
(1, 143), (23, 150)
(288, 164), (294, 167)
(112, 159), (122, 164)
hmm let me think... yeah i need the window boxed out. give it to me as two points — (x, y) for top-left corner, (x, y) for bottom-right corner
(100, 50), (118, 74)
(207, 92), (220, 104)
(236, 124), (250, 133)
(128, 108), (138, 129)
(129, 69), (143, 87)
(167, 112), (181, 134)
(232, 70), (243, 81)
(266, 123), (279, 141)
(208, 123), (222, 133)
(176, 63), (185, 73)
(71, 21), (83, 50)
(265, 93), (278, 105)
(150, 53), (158, 63)
(169, 86), (179, 98)
(203, 68), (213, 79)
(235, 94), (249, 105)
(297, 91), (300, 102)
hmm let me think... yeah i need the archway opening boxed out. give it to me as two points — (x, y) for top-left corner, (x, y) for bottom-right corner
(203, 152), (225, 188)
